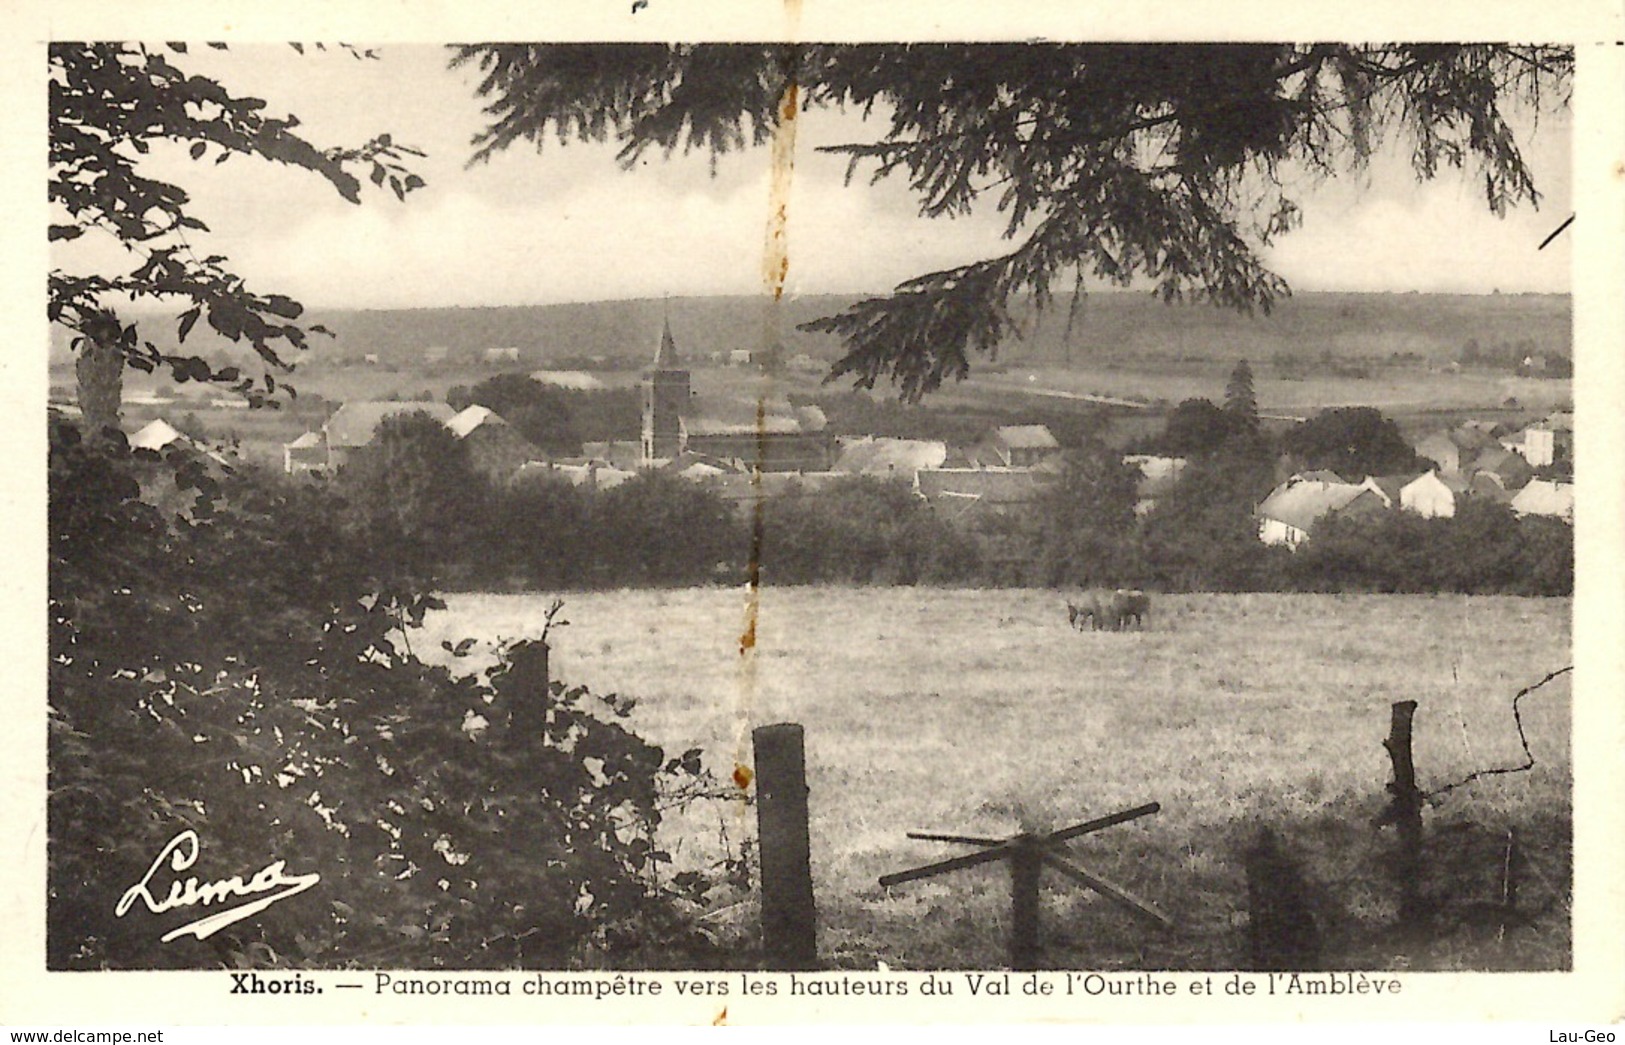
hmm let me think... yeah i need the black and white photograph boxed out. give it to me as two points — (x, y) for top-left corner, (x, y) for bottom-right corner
(9, 3), (1624, 1033)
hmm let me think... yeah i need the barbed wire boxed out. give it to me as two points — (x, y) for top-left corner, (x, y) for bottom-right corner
(1425, 664), (1573, 802)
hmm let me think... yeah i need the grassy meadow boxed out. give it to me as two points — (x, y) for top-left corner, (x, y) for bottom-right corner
(421, 588), (1573, 972)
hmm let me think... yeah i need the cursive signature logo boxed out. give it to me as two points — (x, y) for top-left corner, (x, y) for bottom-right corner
(116, 830), (320, 943)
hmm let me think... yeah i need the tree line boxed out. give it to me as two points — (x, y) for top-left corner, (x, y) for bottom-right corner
(331, 382), (1569, 596)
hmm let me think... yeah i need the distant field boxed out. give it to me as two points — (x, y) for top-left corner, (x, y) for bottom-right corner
(961, 362), (1573, 420)
(66, 291), (1569, 370)
(422, 588), (1573, 971)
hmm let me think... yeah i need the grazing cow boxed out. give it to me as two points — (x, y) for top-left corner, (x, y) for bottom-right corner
(1067, 588), (1117, 631)
(1110, 589), (1151, 630)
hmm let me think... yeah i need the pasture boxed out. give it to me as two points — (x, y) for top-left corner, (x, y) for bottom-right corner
(427, 589), (1574, 970)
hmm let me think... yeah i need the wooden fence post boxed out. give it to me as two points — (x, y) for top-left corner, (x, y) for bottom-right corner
(752, 723), (817, 969)
(1383, 700), (1426, 924)
(510, 640), (551, 736)
(1009, 836), (1042, 971)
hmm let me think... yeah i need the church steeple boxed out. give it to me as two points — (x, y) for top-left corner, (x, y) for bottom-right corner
(653, 313), (681, 369)
(642, 311), (690, 464)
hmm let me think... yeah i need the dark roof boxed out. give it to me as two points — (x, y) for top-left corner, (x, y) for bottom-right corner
(1369, 474), (1417, 502)
(1469, 447), (1534, 484)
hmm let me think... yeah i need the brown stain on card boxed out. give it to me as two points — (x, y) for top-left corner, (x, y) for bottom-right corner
(735, 61), (801, 785)
(762, 80), (799, 301)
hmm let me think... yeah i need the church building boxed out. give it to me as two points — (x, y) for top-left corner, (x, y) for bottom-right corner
(638, 318), (830, 473)
(640, 317), (690, 463)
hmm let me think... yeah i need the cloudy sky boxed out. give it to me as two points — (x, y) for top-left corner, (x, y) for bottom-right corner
(55, 44), (1573, 311)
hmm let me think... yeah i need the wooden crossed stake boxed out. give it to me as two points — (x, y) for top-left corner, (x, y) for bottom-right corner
(879, 801), (1171, 970)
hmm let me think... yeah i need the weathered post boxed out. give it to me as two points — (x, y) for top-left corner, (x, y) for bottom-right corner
(753, 723), (817, 969)
(509, 640), (551, 737)
(1009, 835), (1042, 971)
(1382, 700), (1426, 924)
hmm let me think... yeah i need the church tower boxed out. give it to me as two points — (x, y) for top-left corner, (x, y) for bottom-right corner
(641, 315), (690, 464)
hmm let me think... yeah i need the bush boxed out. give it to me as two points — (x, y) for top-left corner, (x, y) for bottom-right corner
(587, 472), (746, 586)
(758, 477), (980, 584)
(1285, 499), (1572, 596)
(49, 418), (732, 969)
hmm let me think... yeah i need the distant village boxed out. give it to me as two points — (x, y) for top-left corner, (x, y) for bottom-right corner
(121, 318), (1575, 556)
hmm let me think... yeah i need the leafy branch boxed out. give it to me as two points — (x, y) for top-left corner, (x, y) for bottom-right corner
(454, 42), (1570, 402)
(49, 42), (427, 407)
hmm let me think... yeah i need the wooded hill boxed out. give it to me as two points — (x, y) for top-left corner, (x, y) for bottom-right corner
(69, 291), (1571, 373)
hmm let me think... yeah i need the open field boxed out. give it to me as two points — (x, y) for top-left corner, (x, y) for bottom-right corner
(961, 362), (1573, 420)
(421, 588), (1573, 971)
(66, 291), (1568, 370)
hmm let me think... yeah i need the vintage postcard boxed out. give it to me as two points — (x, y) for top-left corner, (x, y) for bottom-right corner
(4, 0), (1622, 1036)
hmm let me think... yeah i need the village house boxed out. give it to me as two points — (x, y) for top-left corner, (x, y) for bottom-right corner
(976, 424), (1062, 468)
(130, 418), (232, 466)
(914, 467), (1049, 525)
(1399, 471), (1464, 518)
(1506, 412), (1574, 469)
(1413, 422), (1500, 475)
(283, 431), (325, 475)
(1255, 474), (1392, 548)
(1510, 478), (1575, 523)
(123, 417), (235, 521)
(580, 440), (644, 471)
(446, 405), (543, 480)
(1466, 446), (1535, 491)
(320, 401), (456, 471)
(513, 460), (636, 492)
(832, 436), (948, 479)
(705, 470), (843, 519)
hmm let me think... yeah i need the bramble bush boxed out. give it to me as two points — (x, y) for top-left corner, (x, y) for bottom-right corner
(49, 417), (739, 970)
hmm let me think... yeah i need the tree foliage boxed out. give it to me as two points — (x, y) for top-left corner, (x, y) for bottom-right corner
(1280, 406), (1427, 478)
(49, 418), (734, 970)
(1160, 397), (1260, 458)
(1140, 449), (1281, 591)
(449, 374), (581, 452)
(1289, 499), (1570, 595)
(337, 411), (480, 573)
(759, 477), (980, 584)
(1224, 359), (1258, 424)
(452, 43), (1570, 400)
(1033, 444), (1141, 587)
(49, 43), (425, 418)
(587, 472), (746, 586)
